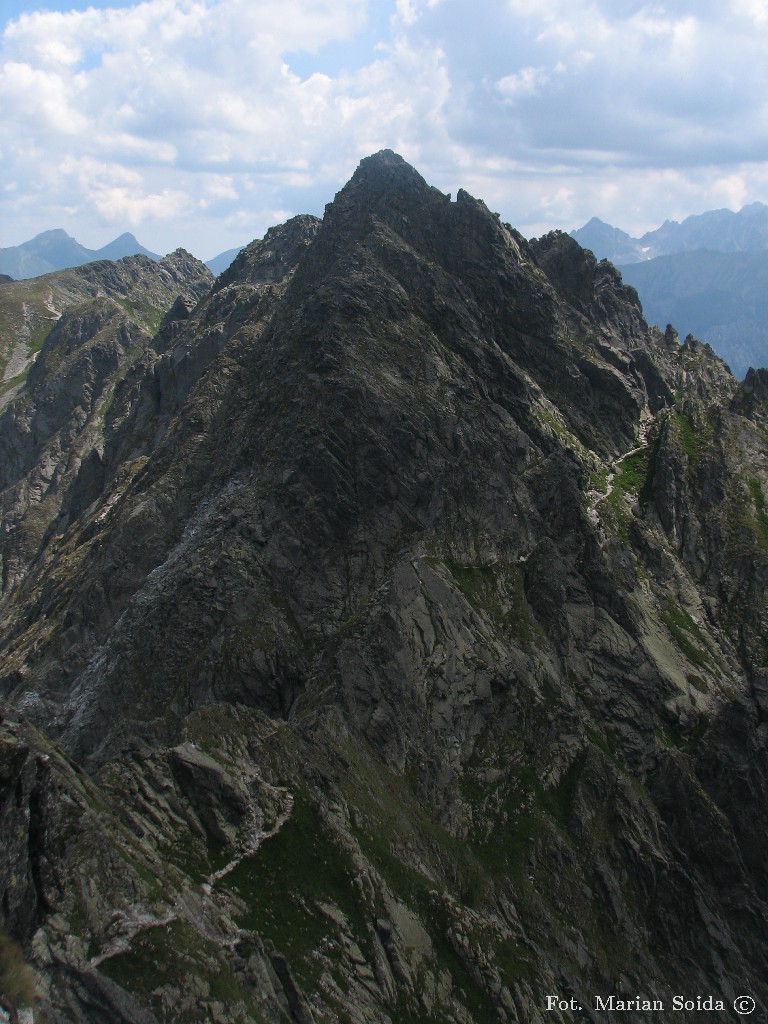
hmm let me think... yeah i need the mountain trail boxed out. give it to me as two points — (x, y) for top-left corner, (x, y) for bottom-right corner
(202, 783), (295, 893)
(586, 413), (655, 529)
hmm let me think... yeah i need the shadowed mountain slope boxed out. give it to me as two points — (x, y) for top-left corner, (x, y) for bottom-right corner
(0, 251), (214, 604)
(0, 152), (767, 1024)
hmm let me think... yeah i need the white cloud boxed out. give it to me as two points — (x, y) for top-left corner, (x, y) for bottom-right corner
(205, 176), (239, 201)
(497, 65), (553, 100)
(395, 0), (419, 24)
(732, 0), (768, 26)
(1, 0), (767, 255)
(93, 184), (191, 225)
(0, 60), (89, 133)
(54, 154), (190, 224)
(0, 0), (382, 250)
(394, 0), (443, 26)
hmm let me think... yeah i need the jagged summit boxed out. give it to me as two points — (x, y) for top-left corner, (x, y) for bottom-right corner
(348, 148), (493, 206)
(353, 147), (414, 176)
(0, 155), (767, 1024)
(315, 149), (452, 252)
(334, 149), (481, 217)
(350, 148), (447, 190)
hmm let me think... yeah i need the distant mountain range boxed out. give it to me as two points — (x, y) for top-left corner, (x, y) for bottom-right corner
(572, 201), (768, 263)
(0, 229), (160, 279)
(571, 202), (768, 378)
(615, 251), (768, 380)
(1, 227), (243, 281)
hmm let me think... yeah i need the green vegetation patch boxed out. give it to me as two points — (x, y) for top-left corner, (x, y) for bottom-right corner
(746, 476), (768, 547)
(445, 560), (500, 614)
(160, 834), (216, 884)
(589, 466), (610, 493)
(336, 740), (534, 1015)
(115, 296), (165, 334)
(442, 557), (539, 647)
(339, 738), (486, 906)
(722, 474), (768, 562)
(584, 725), (618, 760)
(671, 410), (712, 474)
(467, 753), (586, 881)
(99, 918), (253, 1016)
(347, 826), (524, 1024)
(419, 896), (531, 1024)
(222, 792), (365, 987)
(686, 672), (709, 694)
(613, 449), (651, 496)
(657, 715), (710, 754)
(0, 368), (30, 400)
(660, 600), (710, 667)
(593, 443), (657, 542)
(607, 447), (653, 515)
(28, 322), (54, 354)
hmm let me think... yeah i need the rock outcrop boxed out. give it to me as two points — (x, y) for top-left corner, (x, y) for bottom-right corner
(0, 152), (767, 1023)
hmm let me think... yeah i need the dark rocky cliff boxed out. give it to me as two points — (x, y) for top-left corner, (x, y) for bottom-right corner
(1, 152), (767, 1023)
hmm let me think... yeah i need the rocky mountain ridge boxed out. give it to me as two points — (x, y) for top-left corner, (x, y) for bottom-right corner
(0, 249), (212, 408)
(0, 250), (214, 595)
(0, 151), (767, 1024)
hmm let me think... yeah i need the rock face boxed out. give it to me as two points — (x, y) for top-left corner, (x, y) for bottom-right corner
(0, 251), (214, 595)
(1, 152), (768, 1023)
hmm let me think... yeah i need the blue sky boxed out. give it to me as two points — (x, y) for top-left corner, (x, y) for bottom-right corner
(2, 0), (768, 260)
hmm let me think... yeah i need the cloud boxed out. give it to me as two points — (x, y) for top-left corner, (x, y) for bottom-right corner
(1, 0), (767, 255)
(0, 0), (384, 249)
(54, 154), (190, 225)
(430, 1), (768, 169)
(2, 0), (369, 159)
(394, 0), (443, 26)
(497, 64), (559, 101)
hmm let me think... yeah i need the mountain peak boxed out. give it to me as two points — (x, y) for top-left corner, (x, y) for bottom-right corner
(357, 147), (408, 170)
(583, 215), (611, 227)
(352, 149), (418, 180)
(345, 149), (434, 198)
(740, 200), (768, 216)
(0, 228), (158, 278)
(316, 149), (451, 253)
(31, 227), (76, 242)
(110, 231), (141, 244)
